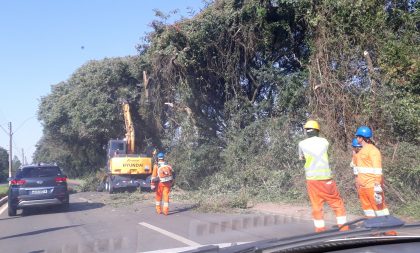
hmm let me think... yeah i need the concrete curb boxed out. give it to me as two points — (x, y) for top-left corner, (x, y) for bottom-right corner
(188, 213), (303, 238)
(0, 196), (7, 207)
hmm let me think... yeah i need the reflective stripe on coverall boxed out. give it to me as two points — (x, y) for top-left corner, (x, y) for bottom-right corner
(151, 162), (173, 215)
(299, 137), (348, 232)
(354, 143), (390, 217)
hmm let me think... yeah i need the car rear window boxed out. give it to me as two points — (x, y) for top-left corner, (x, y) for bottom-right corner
(16, 166), (62, 178)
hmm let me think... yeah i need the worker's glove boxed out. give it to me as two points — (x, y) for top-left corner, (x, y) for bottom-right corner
(374, 184), (383, 193)
(374, 192), (383, 205)
(150, 185), (156, 191)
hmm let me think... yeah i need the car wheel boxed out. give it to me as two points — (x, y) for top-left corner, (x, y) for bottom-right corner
(8, 204), (17, 216)
(107, 177), (114, 194)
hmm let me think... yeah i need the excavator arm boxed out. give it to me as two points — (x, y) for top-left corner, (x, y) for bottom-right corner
(122, 101), (135, 154)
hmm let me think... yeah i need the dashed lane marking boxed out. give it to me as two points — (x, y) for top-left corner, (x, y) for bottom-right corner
(139, 222), (200, 247)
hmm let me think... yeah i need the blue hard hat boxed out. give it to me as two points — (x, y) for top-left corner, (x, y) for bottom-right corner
(157, 152), (165, 159)
(355, 126), (372, 138)
(352, 138), (362, 148)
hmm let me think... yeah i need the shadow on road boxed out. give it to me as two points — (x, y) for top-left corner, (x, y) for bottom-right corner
(0, 216), (20, 221)
(67, 201), (105, 213)
(21, 201), (105, 217)
(168, 204), (198, 215)
(0, 224), (81, 241)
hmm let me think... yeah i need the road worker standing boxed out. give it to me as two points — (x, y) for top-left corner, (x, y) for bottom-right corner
(151, 152), (174, 215)
(353, 126), (392, 217)
(299, 120), (348, 232)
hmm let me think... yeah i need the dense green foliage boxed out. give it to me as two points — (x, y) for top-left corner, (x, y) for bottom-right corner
(35, 57), (161, 177)
(35, 0), (419, 213)
(0, 147), (9, 181)
(0, 149), (21, 181)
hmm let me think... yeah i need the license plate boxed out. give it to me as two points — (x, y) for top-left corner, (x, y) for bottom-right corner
(31, 189), (48, 195)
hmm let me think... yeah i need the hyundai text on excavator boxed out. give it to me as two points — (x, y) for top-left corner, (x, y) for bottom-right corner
(104, 101), (153, 193)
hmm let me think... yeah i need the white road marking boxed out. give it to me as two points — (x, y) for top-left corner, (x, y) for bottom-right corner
(139, 242), (249, 253)
(139, 222), (200, 247)
(0, 203), (8, 215)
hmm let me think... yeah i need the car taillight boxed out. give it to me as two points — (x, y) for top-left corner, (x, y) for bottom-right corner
(55, 177), (67, 183)
(10, 179), (26, 185)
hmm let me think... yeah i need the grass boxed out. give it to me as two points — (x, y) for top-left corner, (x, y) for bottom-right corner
(394, 201), (420, 221)
(0, 184), (8, 198)
(170, 188), (250, 213)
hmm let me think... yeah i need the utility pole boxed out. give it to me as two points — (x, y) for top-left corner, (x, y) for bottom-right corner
(8, 122), (12, 178)
(21, 148), (25, 166)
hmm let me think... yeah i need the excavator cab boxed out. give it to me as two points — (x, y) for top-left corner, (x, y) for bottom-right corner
(107, 139), (127, 158)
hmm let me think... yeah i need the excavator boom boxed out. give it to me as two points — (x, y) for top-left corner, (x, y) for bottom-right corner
(122, 101), (135, 154)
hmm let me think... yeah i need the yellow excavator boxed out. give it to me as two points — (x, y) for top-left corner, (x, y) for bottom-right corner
(104, 101), (153, 193)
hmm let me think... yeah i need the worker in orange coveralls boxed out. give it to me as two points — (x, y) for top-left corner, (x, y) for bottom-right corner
(299, 120), (348, 232)
(151, 152), (174, 215)
(353, 126), (396, 235)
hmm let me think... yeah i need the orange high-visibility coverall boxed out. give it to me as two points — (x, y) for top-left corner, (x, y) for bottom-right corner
(354, 143), (390, 217)
(151, 162), (173, 215)
(299, 136), (348, 232)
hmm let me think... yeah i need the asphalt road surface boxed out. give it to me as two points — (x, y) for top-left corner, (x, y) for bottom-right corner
(0, 191), (315, 253)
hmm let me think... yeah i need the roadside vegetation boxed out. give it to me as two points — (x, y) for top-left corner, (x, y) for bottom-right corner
(33, 1), (419, 219)
(0, 184), (8, 198)
(0, 146), (23, 182)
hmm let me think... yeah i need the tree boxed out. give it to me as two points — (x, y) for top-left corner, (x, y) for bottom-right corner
(0, 147), (9, 182)
(140, 0), (310, 188)
(35, 0), (419, 204)
(12, 156), (21, 174)
(35, 56), (161, 176)
(305, 0), (419, 146)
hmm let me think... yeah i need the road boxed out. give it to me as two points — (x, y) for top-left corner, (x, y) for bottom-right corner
(0, 191), (315, 253)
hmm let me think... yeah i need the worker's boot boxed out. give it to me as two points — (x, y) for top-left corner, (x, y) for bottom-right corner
(163, 206), (169, 216)
(383, 230), (397, 236)
(339, 225), (349, 231)
(156, 205), (162, 214)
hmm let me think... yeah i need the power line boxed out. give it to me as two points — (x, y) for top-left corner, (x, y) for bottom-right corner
(0, 124), (7, 135)
(13, 115), (36, 134)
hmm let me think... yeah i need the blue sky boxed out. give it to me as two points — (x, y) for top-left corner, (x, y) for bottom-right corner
(0, 0), (205, 163)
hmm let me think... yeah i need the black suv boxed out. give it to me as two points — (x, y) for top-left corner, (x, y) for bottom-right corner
(8, 164), (69, 216)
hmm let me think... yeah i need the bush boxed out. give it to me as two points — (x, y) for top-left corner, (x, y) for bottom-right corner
(168, 139), (223, 190)
(191, 189), (250, 213)
(186, 118), (309, 210)
(381, 142), (420, 202)
(78, 171), (106, 192)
